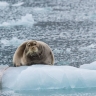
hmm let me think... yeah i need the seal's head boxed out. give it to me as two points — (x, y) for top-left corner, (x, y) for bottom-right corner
(25, 40), (40, 56)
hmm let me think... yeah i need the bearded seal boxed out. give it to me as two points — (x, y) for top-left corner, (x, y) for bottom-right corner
(13, 40), (55, 67)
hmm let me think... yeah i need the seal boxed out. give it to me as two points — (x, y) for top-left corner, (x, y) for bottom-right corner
(13, 40), (55, 67)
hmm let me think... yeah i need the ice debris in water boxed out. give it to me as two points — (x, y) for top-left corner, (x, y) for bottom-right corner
(1, 65), (96, 90)
(0, 1), (9, 10)
(0, 1), (9, 7)
(53, 48), (64, 54)
(0, 14), (35, 27)
(80, 61), (96, 70)
(1, 37), (24, 47)
(33, 7), (52, 13)
(12, 2), (24, 7)
(79, 44), (96, 51)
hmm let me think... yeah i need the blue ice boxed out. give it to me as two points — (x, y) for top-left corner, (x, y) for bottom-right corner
(1, 64), (96, 91)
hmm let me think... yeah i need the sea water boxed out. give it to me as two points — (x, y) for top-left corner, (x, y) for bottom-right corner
(1, 0), (96, 95)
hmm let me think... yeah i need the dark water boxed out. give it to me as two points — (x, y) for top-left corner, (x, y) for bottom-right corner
(1, 21), (96, 67)
(0, 0), (96, 67)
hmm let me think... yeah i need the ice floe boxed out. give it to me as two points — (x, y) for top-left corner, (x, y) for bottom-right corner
(0, 65), (96, 90)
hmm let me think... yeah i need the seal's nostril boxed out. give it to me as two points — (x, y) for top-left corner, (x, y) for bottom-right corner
(32, 47), (35, 49)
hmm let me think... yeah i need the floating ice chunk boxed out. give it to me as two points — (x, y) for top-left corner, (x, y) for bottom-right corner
(0, 14), (35, 27)
(79, 44), (96, 51)
(75, 13), (91, 21)
(1, 39), (9, 45)
(87, 44), (96, 49)
(12, 2), (24, 7)
(33, 7), (52, 13)
(66, 48), (71, 53)
(53, 48), (64, 54)
(59, 32), (71, 39)
(0, 1), (9, 10)
(90, 13), (96, 21)
(19, 14), (35, 25)
(1, 65), (96, 90)
(1, 37), (24, 47)
(1, 22), (10, 26)
(33, 7), (46, 11)
(80, 61), (96, 70)
(0, 1), (9, 7)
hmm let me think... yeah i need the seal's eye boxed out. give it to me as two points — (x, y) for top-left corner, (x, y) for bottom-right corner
(33, 42), (37, 45)
(34, 43), (36, 45)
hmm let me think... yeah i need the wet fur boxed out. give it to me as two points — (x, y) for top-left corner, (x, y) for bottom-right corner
(13, 40), (55, 67)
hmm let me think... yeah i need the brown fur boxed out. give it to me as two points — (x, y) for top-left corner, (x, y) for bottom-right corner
(13, 40), (55, 67)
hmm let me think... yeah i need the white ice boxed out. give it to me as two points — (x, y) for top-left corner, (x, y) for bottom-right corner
(1, 65), (96, 90)
(33, 7), (52, 13)
(0, 1), (9, 10)
(79, 44), (96, 51)
(80, 61), (96, 70)
(0, 1), (9, 7)
(12, 2), (24, 7)
(1, 37), (24, 47)
(0, 14), (35, 27)
(53, 48), (64, 54)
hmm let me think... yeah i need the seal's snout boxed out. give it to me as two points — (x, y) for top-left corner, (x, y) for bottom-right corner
(29, 46), (38, 54)
(32, 46), (35, 50)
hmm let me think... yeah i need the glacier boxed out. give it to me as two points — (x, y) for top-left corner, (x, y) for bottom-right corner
(0, 64), (96, 91)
